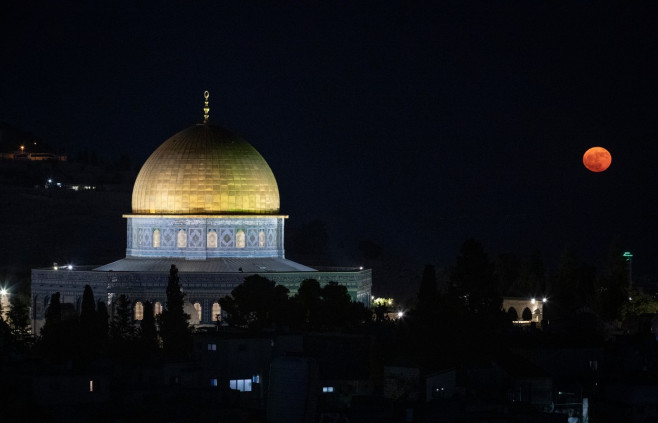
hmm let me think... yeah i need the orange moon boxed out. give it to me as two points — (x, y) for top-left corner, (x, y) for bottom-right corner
(583, 146), (612, 172)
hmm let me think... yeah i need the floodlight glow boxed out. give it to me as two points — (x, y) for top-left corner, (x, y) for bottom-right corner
(67, 264), (73, 270)
(0, 288), (7, 296)
(397, 311), (404, 318)
(531, 298), (536, 304)
(542, 298), (547, 303)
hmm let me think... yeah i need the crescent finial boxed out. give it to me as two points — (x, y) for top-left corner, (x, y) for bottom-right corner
(203, 91), (210, 123)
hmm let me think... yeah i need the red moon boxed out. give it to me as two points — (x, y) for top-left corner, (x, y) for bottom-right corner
(583, 146), (612, 172)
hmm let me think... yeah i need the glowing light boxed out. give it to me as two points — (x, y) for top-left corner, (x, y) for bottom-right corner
(0, 288), (7, 296)
(397, 311), (404, 318)
(373, 297), (394, 307)
(583, 146), (612, 172)
(542, 298), (547, 303)
(531, 298), (536, 304)
(67, 264), (73, 270)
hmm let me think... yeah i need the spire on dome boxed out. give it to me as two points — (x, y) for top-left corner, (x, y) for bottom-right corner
(203, 91), (210, 123)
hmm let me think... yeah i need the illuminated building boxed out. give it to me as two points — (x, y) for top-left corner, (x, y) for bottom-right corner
(30, 92), (371, 333)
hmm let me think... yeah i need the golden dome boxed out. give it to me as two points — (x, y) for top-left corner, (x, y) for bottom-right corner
(132, 124), (280, 214)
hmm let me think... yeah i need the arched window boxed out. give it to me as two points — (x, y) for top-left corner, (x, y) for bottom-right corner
(236, 230), (246, 248)
(258, 230), (265, 247)
(134, 301), (144, 321)
(194, 302), (202, 322)
(153, 229), (161, 248)
(207, 230), (218, 248)
(154, 302), (162, 316)
(212, 302), (221, 322)
(522, 307), (532, 321)
(177, 229), (187, 248)
(507, 307), (518, 321)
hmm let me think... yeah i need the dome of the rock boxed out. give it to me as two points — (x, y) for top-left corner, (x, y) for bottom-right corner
(132, 124), (280, 215)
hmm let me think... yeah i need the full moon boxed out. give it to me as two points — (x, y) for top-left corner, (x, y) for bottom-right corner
(583, 146), (612, 172)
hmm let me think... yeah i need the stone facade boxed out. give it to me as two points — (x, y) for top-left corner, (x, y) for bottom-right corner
(31, 266), (372, 334)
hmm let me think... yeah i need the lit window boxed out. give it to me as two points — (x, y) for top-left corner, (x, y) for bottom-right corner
(208, 343), (217, 351)
(177, 229), (187, 248)
(229, 379), (252, 392)
(236, 230), (246, 248)
(134, 302), (144, 321)
(322, 386), (334, 393)
(89, 380), (94, 392)
(207, 230), (218, 248)
(212, 302), (221, 321)
(252, 374), (260, 383)
(194, 302), (202, 321)
(154, 302), (162, 315)
(210, 378), (218, 387)
(153, 229), (161, 248)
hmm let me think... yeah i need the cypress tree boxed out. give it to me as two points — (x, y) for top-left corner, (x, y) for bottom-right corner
(139, 301), (159, 355)
(79, 285), (98, 359)
(158, 265), (191, 358)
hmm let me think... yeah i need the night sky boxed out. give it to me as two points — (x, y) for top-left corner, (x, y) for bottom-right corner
(3, 2), (658, 283)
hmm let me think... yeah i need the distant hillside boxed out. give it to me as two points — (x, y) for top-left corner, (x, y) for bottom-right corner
(0, 161), (134, 275)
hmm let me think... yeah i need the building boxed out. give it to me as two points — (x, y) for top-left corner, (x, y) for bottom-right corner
(31, 92), (371, 333)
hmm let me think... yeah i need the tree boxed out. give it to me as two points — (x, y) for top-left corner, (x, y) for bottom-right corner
(7, 294), (30, 338)
(552, 248), (597, 317)
(320, 282), (364, 330)
(110, 295), (135, 344)
(41, 292), (62, 338)
(158, 265), (191, 358)
(294, 279), (322, 328)
(0, 297), (11, 342)
(79, 285), (98, 357)
(139, 301), (159, 355)
(40, 292), (77, 361)
(451, 239), (501, 316)
(594, 245), (631, 321)
(418, 264), (438, 313)
(96, 300), (110, 352)
(220, 274), (290, 331)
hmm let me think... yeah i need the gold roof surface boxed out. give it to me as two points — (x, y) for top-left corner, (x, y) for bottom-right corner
(132, 124), (280, 214)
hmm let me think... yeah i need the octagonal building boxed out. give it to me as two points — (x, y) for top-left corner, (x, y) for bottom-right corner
(31, 93), (372, 333)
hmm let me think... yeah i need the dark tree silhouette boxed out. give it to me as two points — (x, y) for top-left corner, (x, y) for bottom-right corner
(319, 282), (367, 330)
(110, 294), (135, 343)
(597, 245), (631, 320)
(79, 285), (98, 358)
(295, 279), (322, 328)
(7, 294), (30, 338)
(41, 292), (62, 338)
(418, 264), (438, 313)
(0, 298), (11, 342)
(40, 292), (78, 361)
(139, 301), (159, 356)
(96, 300), (110, 343)
(451, 239), (501, 317)
(553, 248), (596, 316)
(220, 274), (289, 331)
(158, 265), (191, 358)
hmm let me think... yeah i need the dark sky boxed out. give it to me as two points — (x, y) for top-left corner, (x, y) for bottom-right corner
(3, 2), (658, 282)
